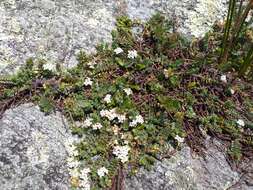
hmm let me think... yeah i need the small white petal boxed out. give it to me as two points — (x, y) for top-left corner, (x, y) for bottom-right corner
(127, 50), (138, 59)
(87, 61), (97, 69)
(175, 135), (184, 143)
(220, 75), (227, 83)
(230, 89), (235, 95)
(84, 77), (93, 86)
(237, 119), (245, 127)
(114, 47), (123, 54)
(92, 123), (103, 130)
(83, 117), (93, 127)
(69, 168), (80, 178)
(103, 94), (112, 104)
(97, 167), (109, 177)
(124, 88), (133, 96)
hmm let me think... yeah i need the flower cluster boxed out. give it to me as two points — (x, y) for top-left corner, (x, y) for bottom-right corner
(87, 61), (97, 69)
(92, 123), (103, 130)
(81, 118), (103, 130)
(114, 47), (123, 54)
(237, 119), (245, 127)
(97, 167), (109, 178)
(83, 117), (93, 127)
(67, 156), (79, 169)
(129, 115), (144, 127)
(103, 94), (112, 104)
(79, 168), (91, 190)
(127, 50), (138, 59)
(100, 108), (126, 123)
(114, 47), (138, 59)
(163, 69), (169, 79)
(65, 138), (79, 158)
(113, 145), (130, 163)
(175, 135), (184, 143)
(84, 77), (93, 86)
(123, 88), (133, 96)
(220, 75), (227, 83)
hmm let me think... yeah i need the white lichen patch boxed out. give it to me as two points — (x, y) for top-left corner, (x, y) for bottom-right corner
(180, 0), (227, 37)
(26, 131), (50, 165)
(0, 0), (228, 75)
(127, 0), (227, 38)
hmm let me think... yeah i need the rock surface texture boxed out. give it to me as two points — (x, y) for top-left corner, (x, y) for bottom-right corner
(0, 104), (72, 190)
(125, 139), (253, 190)
(2, 0), (253, 190)
(0, 0), (227, 74)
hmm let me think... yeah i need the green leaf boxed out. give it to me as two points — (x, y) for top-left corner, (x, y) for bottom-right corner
(115, 57), (125, 67)
(38, 96), (54, 114)
(77, 99), (93, 112)
(139, 154), (156, 170)
(157, 95), (181, 113)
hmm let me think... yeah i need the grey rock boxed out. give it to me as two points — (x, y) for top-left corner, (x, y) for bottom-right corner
(0, 103), (72, 190)
(124, 139), (250, 190)
(0, 0), (227, 75)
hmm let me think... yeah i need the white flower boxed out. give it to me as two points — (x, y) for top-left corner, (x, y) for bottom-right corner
(175, 135), (184, 143)
(100, 108), (127, 123)
(107, 109), (117, 121)
(64, 138), (79, 157)
(117, 114), (126, 123)
(230, 89), (235, 95)
(113, 145), (130, 163)
(80, 168), (91, 177)
(69, 168), (80, 178)
(129, 121), (137, 127)
(220, 75), (227, 83)
(124, 88), (133, 96)
(100, 109), (116, 121)
(112, 125), (120, 135)
(127, 50), (138, 59)
(100, 109), (108, 117)
(83, 117), (93, 127)
(92, 123), (103, 130)
(104, 94), (112, 104)
(79, 180), (90, 190)
(67, 157), (80, 168)
(163, 69), (169, 79)
(129, 115), (144, 127)
(43, 63), (56, 71)
(97, 167), (109, 177)
(87, 61), (97, 69)
(79, 168), (91, 190)
(84, 77), (93, 86)
(135, 115), (144, 124)
(237, 119), (245, 127)
(66, 145), (78, 156)
(114, 47), (123, 54)
(124, 140), (129, 145)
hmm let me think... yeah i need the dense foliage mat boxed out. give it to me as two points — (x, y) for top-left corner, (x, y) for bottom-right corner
(0, 14), (253, 190)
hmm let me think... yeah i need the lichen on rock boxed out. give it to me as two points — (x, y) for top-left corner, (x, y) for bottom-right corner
(0, 103), (72, 189)
(0, 0), (227, 75)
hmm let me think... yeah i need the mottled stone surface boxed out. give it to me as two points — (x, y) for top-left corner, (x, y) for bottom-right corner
(0, 0), (227, 75)
(124, 139), (246, 190)
(0, 103), (72, 190)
